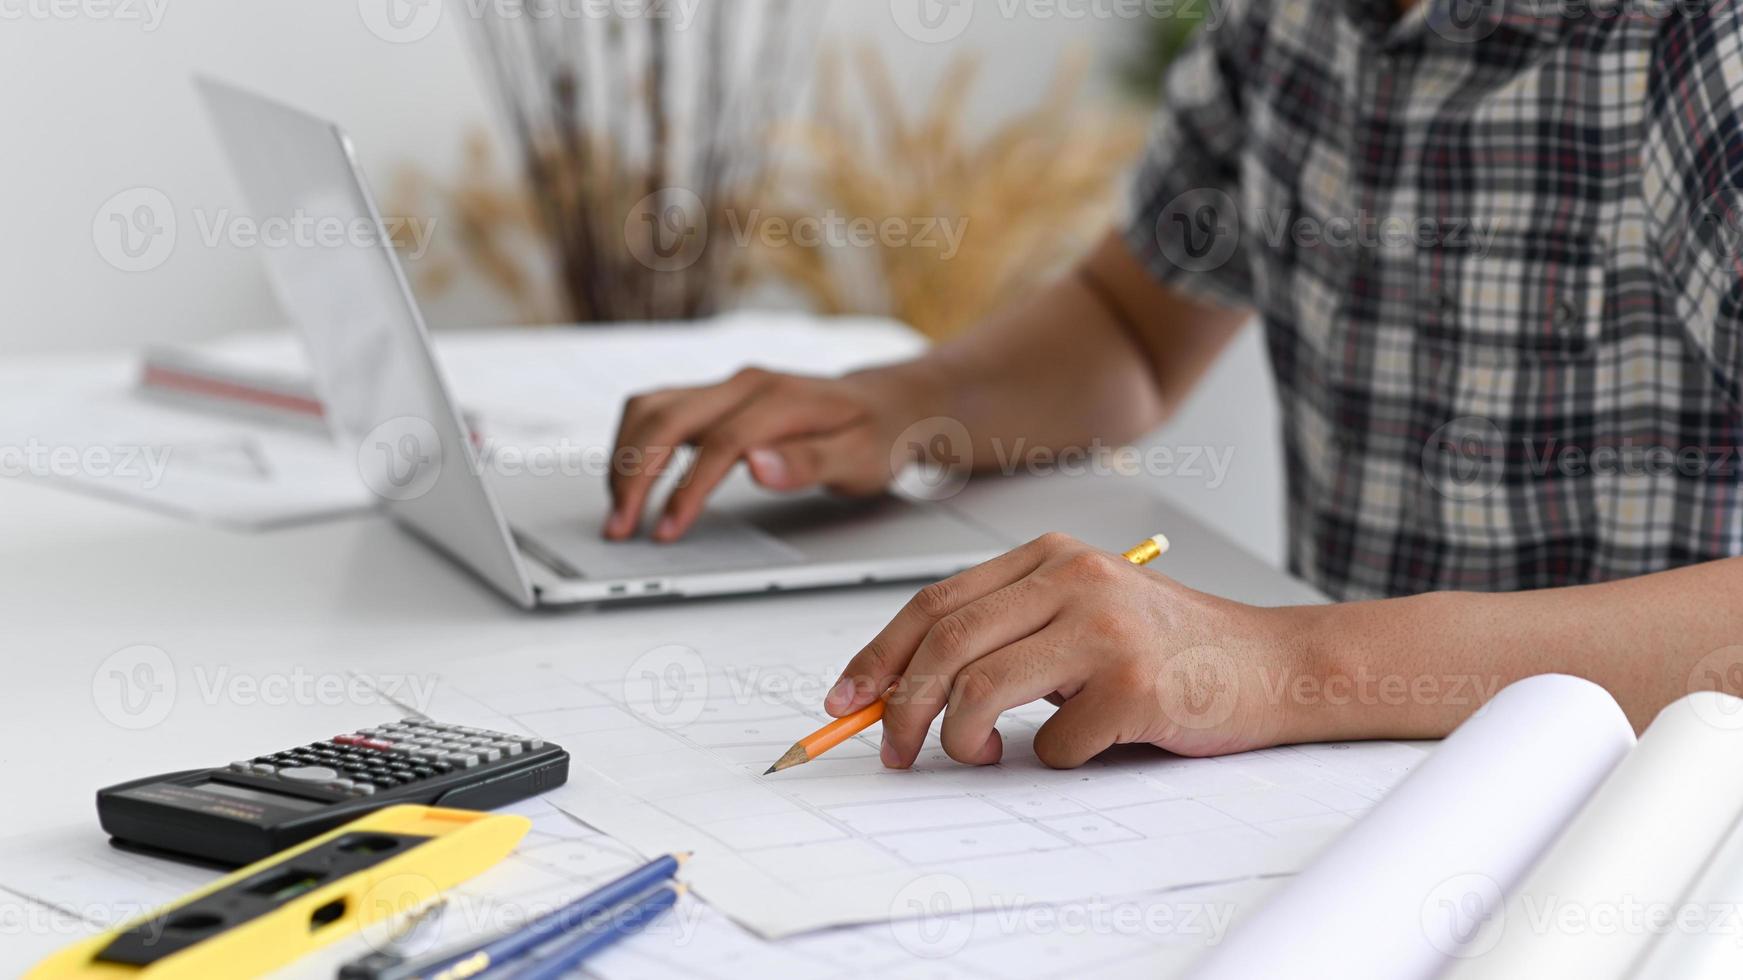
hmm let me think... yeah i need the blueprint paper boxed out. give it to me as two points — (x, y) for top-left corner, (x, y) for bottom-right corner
(1444, 691), (1743, 979)
(1190, 674), (1635, 979)
(423, 616), (1426, 939)
(1629, 803), (1743, 979)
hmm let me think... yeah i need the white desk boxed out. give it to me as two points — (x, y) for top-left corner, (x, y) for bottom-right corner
(0, 324), (1324, 977)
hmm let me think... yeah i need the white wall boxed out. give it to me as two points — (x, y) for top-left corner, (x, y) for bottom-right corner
(0, 0), (1283, 565)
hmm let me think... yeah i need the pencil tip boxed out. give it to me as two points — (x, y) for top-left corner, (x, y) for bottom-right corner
(763, 743), (810, 775)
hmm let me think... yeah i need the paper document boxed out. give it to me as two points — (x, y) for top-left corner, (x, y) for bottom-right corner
(1443, 690), (1743, 978)
(0, 797), (1244, 979)
(416, 604), (1426, 939)
(1189, 674), (1636, 979)
(0, 388), (370, 530)
(1630, 802), (1743, 978)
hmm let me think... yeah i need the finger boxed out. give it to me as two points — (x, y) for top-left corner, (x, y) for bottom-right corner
(605, 371), (772, 538)
(652, 395), (837, 542)
(1033, 686), (1125, 769)
(826, 533), (1074, 716)
(937, 630), (1088, 766)
(747, 429), (886, 496)
(881, 578), (1060, 767)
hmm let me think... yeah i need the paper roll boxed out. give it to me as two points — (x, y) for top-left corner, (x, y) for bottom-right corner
(1629, 808), (1743, 979)
(1444, 691), (1743, 979)
(1189, 674), (1634, 980)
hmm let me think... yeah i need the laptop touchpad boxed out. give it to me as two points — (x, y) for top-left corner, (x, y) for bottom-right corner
(518, 512), (805, 580)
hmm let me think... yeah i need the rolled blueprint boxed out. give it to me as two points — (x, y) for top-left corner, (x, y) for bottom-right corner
(1444, 690), (1743, 979)
(1190, 674), (1635, 980)
(1629, 807), (1743, 979)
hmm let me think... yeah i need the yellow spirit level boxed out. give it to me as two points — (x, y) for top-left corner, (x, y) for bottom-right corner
(27, 805), (529, 979)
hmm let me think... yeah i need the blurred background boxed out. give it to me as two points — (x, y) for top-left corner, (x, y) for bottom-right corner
(0, 0), (1285, 565)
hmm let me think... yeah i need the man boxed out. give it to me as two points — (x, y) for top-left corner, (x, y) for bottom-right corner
(603, 0), (1743, 769)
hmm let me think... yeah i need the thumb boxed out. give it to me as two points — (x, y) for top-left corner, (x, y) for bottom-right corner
(748, 431), (885, 495)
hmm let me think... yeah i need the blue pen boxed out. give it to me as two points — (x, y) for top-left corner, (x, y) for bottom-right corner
(489, 883), (685, 980)
(339, 853), (687, 980)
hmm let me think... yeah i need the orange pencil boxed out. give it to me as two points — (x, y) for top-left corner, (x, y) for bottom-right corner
(762, 532), (1171, 775)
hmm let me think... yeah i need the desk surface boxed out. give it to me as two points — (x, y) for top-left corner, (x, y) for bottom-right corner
(0, 325), (1324, 976)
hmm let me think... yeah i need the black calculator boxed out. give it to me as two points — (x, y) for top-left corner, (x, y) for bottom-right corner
(97, 720), (569, 865)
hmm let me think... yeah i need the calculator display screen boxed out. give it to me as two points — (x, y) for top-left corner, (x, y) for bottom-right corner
(197, 780), (324, 811)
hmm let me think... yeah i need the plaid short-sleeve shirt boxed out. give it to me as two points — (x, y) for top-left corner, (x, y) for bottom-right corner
(1127, 0), (1743, 600)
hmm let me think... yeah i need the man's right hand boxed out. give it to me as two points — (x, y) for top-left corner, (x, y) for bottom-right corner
(603, 363), (946, 543)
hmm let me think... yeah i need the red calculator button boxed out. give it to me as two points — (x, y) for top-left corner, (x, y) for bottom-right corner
(332, 734), (365, 746)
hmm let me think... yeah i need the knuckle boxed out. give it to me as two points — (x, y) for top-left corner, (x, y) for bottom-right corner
(927, 612), (974, 659)
(954, 666), (999, 707)
(1105, 655), (1152, 692)
(1034, 531), (1076, 551)
(732, 366), (770, 385)
(704, 425), (749, 452)
(1081, 608), (1128, 643)
(638, 406), (674, 436)
(853, 639), (896, 678)
(1063, 549), (1120, 582)
(912, 581), (956, 620)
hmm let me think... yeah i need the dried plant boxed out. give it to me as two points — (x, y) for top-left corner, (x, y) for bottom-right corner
(390, 132), (561, 326)
(452, 2), (818, 322)
(762, 45), (1149, 339)
(392, 32), (1146, 340)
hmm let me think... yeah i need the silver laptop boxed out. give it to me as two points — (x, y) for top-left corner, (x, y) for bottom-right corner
(196, 78), (1008, 608)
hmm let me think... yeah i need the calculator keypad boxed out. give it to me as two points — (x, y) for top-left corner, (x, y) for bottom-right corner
(230, 720), (543, 798)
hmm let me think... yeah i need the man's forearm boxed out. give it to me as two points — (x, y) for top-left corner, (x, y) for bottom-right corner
(860, 232), (1250, 472)
(1278, 556), (1743, 740)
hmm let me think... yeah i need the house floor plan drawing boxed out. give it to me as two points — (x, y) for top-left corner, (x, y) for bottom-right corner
(421, 602), (1426, 938)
